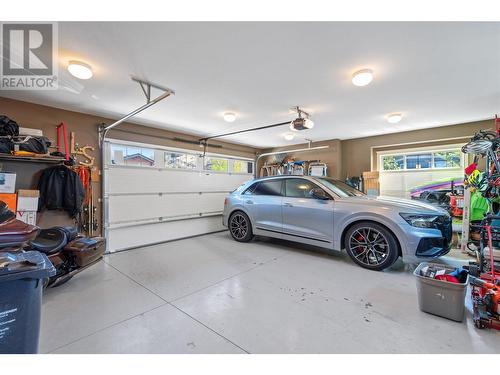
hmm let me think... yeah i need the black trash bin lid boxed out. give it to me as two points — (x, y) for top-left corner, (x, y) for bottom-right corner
(0, 251), (56, 282)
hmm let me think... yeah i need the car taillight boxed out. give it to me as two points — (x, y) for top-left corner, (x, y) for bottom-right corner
(224, 198), (228, 206)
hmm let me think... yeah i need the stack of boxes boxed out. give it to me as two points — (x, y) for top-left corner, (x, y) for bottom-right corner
(0, 171), (39, 225)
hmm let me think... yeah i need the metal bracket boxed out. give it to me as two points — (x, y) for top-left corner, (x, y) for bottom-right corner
(98, 76), (175, 147)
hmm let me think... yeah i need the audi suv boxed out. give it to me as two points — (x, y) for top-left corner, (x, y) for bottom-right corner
(222, 175), (452, 271)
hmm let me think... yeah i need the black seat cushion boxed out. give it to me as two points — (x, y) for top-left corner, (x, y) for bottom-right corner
(30, 228), (68, 255)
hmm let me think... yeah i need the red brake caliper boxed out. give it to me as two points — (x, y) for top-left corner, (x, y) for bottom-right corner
(355, 234), (365, 254)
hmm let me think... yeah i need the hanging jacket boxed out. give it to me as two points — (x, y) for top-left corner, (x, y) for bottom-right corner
(37, 165), (85, 217)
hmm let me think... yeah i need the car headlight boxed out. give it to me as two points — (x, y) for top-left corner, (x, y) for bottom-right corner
(399, 213), (440, 228)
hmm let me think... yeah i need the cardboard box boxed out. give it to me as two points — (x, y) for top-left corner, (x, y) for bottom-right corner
(0, 193), (17, 212)
(17, 189), (40, 211)
(16, 211), (37, 225)
(0, 172), (16, 193)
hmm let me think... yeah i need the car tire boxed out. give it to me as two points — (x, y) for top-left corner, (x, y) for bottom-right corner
(228, 211), (254, 242)
(344, 222), (399, 271)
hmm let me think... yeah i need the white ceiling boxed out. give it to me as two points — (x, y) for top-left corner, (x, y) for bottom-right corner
(1, 22), (499, 148)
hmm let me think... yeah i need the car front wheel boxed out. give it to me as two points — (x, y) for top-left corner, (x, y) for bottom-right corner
(229, 211), (254, 242)
(344, 222), (399, 271)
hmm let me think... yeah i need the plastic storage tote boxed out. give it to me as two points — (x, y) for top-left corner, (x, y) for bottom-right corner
(0, 251), (55, 354)
(413, 262), (468, 322)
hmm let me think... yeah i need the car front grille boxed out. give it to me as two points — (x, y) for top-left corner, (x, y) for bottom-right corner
(435, 215), (452, 245)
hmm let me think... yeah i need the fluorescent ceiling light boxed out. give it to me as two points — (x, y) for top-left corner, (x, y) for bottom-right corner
(352, 69), (373, 87)
(67, 60), (93, 80)
(387, 113), (403, 124)
(284, 133), (295, 141)
(223, 112), (236, 122)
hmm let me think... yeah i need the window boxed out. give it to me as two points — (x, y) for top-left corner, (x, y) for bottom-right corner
(204, 157), (228, 172)
(318, 178), (364, 197)
(246, 180), (283, 196)
(165, 152), (197, 169)
(433, 151), (461, 168)
(382, 155), (404, 171)
(381, 149), (462, 171)
(406, 153), (431, 169)
(110, 144), (155, 166)
(285, 179), (320, 198)
(233, 160), (254, 174)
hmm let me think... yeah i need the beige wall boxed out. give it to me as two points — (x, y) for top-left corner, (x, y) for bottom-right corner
(341, 119), (492, 178)
(0, 97), (258, 233)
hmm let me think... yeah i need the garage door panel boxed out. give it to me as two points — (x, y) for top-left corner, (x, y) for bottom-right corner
(107, 216), (224, 252)
(107, 167), (250, 194)
(104, 141), (253, 252)
(108, 192), (228, 223)
(380, 169), (463, 198)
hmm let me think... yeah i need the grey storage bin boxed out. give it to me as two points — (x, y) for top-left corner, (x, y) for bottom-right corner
(413, 262), (468, 322)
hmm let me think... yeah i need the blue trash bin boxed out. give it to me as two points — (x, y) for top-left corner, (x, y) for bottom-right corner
(0, 251), (55, 354)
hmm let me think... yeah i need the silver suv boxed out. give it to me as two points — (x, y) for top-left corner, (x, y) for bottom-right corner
(222, 175), (452, 271)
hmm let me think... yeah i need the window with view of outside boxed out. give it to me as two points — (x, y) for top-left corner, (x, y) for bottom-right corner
(111, 144), (155, 166)
(406, 153), (431, 169)
(165, 152), (198, 169)
(204, 157), (228, 172)
(382, 155), (404, 170)
(433, 151), (461, 168)
(381, 149), (462, 171)
(233, 160), (253, 174)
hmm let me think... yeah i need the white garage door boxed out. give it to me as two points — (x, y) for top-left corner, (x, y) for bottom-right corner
(378, 145), (464, 198)
(103, 139), (254, 252)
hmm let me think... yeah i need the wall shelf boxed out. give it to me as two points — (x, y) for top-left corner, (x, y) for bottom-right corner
(0, 154), (66, 164)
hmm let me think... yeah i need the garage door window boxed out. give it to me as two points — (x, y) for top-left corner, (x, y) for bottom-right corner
(110, 144), (156, 166)
(233, 160), (253, 174)
(381, 149), (462, 171)
(204, 157), (228, 172)
(406, 153), (431, 169)
(165, 152), (198, 169)
(433, 151), (461, 168)
(382, 155), (405, 171)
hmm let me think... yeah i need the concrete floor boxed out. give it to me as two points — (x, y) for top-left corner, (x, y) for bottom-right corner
(40, 232), (499, 354)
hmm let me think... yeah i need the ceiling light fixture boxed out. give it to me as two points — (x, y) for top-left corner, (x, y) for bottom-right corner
(387, 113), (403, 124)
(67, 60), (93, 80)
(352, 69), (373, 87)
(284, 133), (295, 141)
(223, 112), (237, 123)
(290, 106), (314, 131)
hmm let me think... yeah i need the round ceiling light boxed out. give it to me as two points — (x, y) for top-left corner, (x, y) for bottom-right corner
(352, 69), (373, 87)
(387, 113), (403, 124)
(223, 112), (237, 123)
(284, 133), (295, 141)
(67, 60), (93, 80)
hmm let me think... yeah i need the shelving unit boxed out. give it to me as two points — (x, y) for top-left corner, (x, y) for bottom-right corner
(0, 154), (66, 164)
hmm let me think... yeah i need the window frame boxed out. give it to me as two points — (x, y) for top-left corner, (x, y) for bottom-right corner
(106, 139), (254, 174)
(380, 147), (463, 173)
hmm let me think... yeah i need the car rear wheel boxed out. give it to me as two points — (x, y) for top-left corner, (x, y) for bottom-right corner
(229, 211), (253, 242)
(344, 222), (399, 271)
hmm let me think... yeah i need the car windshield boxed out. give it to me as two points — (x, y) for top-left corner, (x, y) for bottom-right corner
(317, 178), (365, 197)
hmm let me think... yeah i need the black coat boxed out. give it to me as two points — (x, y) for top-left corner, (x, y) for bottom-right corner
(37, 165), (85, 217)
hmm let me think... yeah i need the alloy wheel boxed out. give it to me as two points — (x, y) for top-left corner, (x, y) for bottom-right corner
(348, 227), (389, 266)
(230, 213), (249, 240)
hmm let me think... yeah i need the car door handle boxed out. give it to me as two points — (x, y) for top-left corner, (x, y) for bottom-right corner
(284, 202), (293, 207)
(245, 200), (254, 204)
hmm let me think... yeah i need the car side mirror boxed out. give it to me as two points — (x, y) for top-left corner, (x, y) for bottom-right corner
(310, 188), (330, 200)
